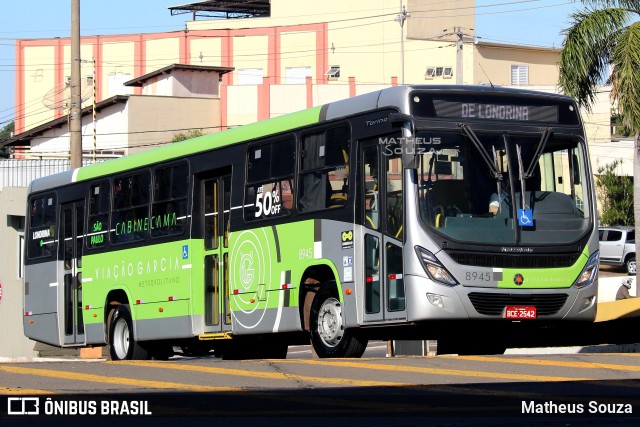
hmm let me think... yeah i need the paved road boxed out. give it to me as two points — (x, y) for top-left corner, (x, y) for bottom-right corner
(0, 267), (634, 425)
(1, 349), (639, 425)
(599, 264), (630, 278)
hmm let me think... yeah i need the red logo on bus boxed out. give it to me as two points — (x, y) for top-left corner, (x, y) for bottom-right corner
(513, 274), (524, 286)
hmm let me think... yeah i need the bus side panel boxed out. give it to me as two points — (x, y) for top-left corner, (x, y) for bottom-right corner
(313, 219), (359, 328)
(24, 260), (61, 346)
(228, 222), (314, 335)
(82, 241), (194, 343)
(134, 300), (192, 341)
(228, 219), (357, 335)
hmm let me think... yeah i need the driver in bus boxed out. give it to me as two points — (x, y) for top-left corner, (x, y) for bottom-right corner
(489, 190), (508, 216)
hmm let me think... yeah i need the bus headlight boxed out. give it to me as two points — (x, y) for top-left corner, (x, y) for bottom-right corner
(573, 251), (599, 288)
(415, 246), (458, 286)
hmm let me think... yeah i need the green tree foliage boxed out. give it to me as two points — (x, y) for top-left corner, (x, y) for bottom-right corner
(611, 112), (633, 137)
(0, 121), (14, 158)
(171, 129), (205, 143)
(596, 160), (634, 225)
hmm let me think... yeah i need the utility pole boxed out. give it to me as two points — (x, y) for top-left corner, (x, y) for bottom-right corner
(70, 0), (82, 169)
(441, 27), (471, 85)
(395, 1), (410, 84)
(455, 26), (464, 85)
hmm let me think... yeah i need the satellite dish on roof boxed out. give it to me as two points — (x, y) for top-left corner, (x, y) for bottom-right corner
(42, 77), (94, 110)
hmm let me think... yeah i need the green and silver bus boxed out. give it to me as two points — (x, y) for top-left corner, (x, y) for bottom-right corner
(24, 85), (599, 359)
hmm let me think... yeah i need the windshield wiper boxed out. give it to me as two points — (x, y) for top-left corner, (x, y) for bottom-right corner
(515, 127), (553, 209)
(458, 123), (502, 181)
(525, 127), (552, 179)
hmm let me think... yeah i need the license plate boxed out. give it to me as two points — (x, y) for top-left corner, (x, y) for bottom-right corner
(505, 306), (537, 319)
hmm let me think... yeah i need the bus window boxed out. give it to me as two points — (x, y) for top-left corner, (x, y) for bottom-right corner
(538, 146), (588, 214)
(27, 194), (56, 259)
(245, 137), (295, 221)
(151, 163), (189, 238)
(385, 148), (403, 240)
(363, 145), (379, 230)
(111, 172), (150, 245)
(298, 125), (350, 212)
(87, 181), (110, 249)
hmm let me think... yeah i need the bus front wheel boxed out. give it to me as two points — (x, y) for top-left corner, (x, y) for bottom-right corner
(310, 283), (367, 358)
(108, 304), (150, 361)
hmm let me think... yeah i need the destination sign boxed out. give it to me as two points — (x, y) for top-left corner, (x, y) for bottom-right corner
(433, 100), (559, 123)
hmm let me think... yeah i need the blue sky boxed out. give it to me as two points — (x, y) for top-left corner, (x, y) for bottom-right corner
(0, 0), (580, 129)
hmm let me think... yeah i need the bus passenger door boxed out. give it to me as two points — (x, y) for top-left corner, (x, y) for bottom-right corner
(197, 172), (232, 334)
(60, 201), (85, 345)
(360, 137), (406, 323)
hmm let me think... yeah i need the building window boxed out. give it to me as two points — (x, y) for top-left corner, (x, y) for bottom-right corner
(425, 66), (453, 80)
(237, 68), (264, 85)
(425, 67), (435, 79)
(325, 65), (341, 80)
(285, 67), (312, 84)
(511, 65), (529, 85)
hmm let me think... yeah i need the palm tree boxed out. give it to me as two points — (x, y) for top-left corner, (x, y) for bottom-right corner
(559, 0), (640, 287)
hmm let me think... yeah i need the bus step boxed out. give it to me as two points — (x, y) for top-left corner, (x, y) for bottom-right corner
(198, 332), (233, 341)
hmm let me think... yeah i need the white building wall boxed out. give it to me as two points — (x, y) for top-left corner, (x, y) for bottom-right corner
(0, 187), (36, 360)
(270, 85), (307, 117)
(227, 85), (259, 126)
(29, 102), (129, 155)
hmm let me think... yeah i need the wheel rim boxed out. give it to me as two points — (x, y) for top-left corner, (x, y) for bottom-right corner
(628, 260), (636, 274)
(113, 317), (130, 359)
(316, 297), (344, 348)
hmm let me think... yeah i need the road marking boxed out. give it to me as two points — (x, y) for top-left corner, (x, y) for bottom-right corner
(110, 360), (409, 387)
(440, 355), (640, 372)
(0, 387), (54, 395)
(278, 359), (591, 382)
(0, 365), (240, 392)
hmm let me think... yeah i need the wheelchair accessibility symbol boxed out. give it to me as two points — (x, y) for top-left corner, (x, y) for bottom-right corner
(518, 209), (534, 227)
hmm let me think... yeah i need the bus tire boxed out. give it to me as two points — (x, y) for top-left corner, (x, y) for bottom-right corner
(310, 283), (367, 358)
(108, 304), (150, 361)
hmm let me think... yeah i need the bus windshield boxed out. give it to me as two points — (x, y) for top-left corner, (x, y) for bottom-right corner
(417, 128), (591, 245)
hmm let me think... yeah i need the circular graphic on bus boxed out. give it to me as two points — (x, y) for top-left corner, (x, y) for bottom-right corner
(229, 229), (273, 329)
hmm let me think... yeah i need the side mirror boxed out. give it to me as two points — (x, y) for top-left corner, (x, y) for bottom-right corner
(389, 113), (417, 169)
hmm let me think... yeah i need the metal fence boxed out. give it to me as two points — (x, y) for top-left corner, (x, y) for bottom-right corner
(0, 159), (98, 191)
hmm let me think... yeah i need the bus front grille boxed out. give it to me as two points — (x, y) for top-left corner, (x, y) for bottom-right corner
(445, 251), (580, 269)
(467, 292), (569, 316)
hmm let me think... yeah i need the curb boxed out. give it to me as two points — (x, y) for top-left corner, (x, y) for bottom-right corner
(506, 343), (640, 354)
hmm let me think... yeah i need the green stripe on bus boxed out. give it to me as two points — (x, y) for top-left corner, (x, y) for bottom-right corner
(497, 246), (589, 289)
(75, 106), (323, 182)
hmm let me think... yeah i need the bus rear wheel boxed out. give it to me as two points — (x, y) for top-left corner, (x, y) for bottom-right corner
(310, 283), (367, 358)
(108, 304), (150, 361)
